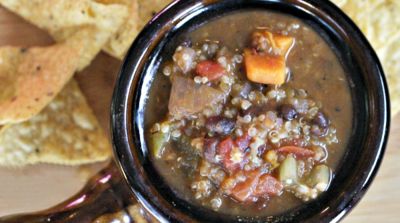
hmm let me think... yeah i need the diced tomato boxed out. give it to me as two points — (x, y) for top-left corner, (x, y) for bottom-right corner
(217, 137), (234, 156)
(217, 137), (247, 173)
(225, 169), (282, 203)
(229, 170), (261, 202)
(254, 174), (283, 197)
(196, 60), (226, 81)
(235, 134), (251, 151)
(277, 146), (315, 158)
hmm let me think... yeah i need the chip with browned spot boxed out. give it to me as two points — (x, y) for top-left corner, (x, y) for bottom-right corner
(94, 0), (140, 59)
(0, 80), (111, 166)
(0, 0), (129, 70)
(0, 43), (79, 125)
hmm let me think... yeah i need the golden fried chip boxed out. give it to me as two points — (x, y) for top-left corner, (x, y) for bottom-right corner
(57, 25), (121, 71)
(100, 0), (140, 59)
(100, 0), (172, 59)
(0, 0), (129, 70)
(332, 0), (400, 116)
(101, 0), (172, 59)
(0, 43), (79, 125)
(137, 0), (172, 28)
(0, 80), (111, 166)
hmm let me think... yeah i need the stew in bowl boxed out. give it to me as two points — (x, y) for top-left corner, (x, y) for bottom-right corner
(111, 0), (389, 222)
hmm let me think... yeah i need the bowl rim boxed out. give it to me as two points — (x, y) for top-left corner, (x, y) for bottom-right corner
(111, 0), (390, 222)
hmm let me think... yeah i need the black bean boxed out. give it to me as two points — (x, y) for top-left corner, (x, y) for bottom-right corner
(313, 112), (329, 128)
(240, 82), (252, 98)
(251, 83), (267, 94)
(205, 116), (235, 135)
(203, 137), (219, 163)
(311, 125), (328, 137)
(311, 112), (329, 136)
(280, 104), (297, 121)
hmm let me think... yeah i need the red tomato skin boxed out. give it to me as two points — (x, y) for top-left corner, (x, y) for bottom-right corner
(196, 60), (226, 81)
(217, 137), (247, 173)
(277, 146), (315, 158)
(226, 169), (282, 203)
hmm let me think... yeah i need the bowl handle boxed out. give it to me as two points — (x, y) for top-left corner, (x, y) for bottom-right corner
(0, 162), (151, 223)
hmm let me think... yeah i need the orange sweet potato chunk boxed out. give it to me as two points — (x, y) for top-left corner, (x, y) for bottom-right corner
(273, 34), (295, 56)
(244, 49), (286, 85)
(245, 31), (294, 85)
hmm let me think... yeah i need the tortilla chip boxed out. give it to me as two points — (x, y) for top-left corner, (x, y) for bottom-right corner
(0, 43), (79, 125)
(100, 0), (172, 59)
(137, 0), (172, 28)
(101, 0), (140, 59)
(332, 0), (400, 116)
(101, 0), (172, 59)
(57, 25), (119, 71)
(0, 80), (111, 166)
(0, 0), (129, 70)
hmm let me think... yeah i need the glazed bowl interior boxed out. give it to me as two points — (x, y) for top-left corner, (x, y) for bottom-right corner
(111, 0), (390, 222)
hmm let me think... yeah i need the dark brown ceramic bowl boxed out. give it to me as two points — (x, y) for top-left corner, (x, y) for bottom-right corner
(110, 0), (390, 222)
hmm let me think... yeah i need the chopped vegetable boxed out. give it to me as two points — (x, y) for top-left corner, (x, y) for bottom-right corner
(271, 34), (295, 56)
(196, 60), (226, 81)
(307, 164), (331, 192)
(149, 131), (170, 159)
(217, 137), (248, 173)
(277, 146), (315, 158)
(254, 174), (283, 197)
(244, 49), (286, 85)
(245, 31), (294, 85)
(217, 137), (234, 157)
(228, 170), (261, 202)
(264, 150), (279, 169)
(252, 31), (294, 56)
(225, 169), (283, 202)
(279, 155), (298, 185)
(168, 76), (226, 118)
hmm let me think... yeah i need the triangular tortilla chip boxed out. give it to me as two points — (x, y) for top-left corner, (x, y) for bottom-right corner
(137, 0), (171, 28)
(332, 0), (400, 116)
(0, 43), (79, 125)
(0, 0), (129, 70)
(58, 25), (119, 71)
(95, 0), (140, 59)
(0, 80), (111, 166)
(99, 0), (172, 59)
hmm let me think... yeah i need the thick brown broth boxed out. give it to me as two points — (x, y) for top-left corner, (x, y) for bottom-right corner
(144, 11), (352, 216)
